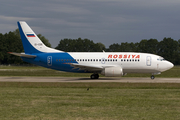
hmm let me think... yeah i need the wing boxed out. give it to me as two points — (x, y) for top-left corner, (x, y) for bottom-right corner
(67, 63), (103, 72)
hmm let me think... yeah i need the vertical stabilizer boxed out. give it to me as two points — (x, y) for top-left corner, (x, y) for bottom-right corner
(18, 21), (62, 54)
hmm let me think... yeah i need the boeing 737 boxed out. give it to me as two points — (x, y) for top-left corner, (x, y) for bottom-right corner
(9, 21), (174, 79)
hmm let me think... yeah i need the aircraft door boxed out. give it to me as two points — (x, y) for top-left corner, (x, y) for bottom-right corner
(47, 56), (52, 66)
(146, 56), (151, 66)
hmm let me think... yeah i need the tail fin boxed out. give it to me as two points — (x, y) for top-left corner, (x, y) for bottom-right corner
(18, 21), (62, 54)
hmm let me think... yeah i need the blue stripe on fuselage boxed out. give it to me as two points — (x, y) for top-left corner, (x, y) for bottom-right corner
(21, 52), (89, 73)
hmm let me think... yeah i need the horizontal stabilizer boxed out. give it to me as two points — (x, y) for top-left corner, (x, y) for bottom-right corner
(8, 52), (37, 58)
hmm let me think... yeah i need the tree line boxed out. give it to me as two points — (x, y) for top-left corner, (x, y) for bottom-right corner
(0, 29), (180, 65)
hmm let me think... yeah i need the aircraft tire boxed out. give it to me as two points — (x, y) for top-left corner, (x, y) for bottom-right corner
(151, 75), (155, 79)
(90, 74), (99, 79)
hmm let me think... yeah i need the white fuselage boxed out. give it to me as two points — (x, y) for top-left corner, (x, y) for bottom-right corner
(67, 52), (173, 74)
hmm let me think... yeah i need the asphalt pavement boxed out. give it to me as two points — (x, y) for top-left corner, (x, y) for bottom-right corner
(0, 77), (180, 83)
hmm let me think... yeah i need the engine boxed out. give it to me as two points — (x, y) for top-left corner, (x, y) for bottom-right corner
(101, 67), (123, 77)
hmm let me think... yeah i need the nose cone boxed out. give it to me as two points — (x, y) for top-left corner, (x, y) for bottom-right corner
(160, 61), (174, 72)
(169, 62), (174, 69)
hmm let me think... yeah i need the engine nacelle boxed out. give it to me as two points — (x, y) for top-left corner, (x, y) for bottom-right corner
(101, 67), (123, 77)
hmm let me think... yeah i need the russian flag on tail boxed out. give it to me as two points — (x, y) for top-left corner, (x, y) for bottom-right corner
(27, 34), (35, 37)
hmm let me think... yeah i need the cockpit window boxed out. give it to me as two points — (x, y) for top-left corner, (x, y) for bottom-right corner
(157, 57), (165, 61)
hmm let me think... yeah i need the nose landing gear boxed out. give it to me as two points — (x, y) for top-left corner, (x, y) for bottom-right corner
(90, 74), (99, 79)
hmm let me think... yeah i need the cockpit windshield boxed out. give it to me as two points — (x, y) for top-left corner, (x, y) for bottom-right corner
(157, 57), (165, 61)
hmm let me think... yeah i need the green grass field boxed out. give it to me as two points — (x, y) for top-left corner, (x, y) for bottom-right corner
(0, 83), (180, 120)
(0, 66), (180, 119)
(0, 65), (179, 77)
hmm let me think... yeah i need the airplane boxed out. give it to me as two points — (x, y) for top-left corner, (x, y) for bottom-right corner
(9, 21), (174, 79)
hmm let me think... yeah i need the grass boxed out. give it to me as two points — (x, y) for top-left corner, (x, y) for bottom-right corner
(0, 65), (180, 77)
(0, 82), (180, 120)
(0, 65), (180, 119)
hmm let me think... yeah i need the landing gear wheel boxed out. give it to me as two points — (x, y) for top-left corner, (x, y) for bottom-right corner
(151, 75), (155, 79)
(90, 74), (99, 79)
(95, 74), (99, 79)
(90, 74), (95, 79)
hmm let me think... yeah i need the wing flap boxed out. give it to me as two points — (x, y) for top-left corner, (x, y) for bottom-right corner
(8, 52), (37, 58)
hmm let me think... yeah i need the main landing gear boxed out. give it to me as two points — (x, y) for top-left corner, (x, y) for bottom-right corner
(151, 75), (155, 79)
(90, 74), (99, 79)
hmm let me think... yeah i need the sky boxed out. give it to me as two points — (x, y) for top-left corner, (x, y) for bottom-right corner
(1, 0), (180, 48)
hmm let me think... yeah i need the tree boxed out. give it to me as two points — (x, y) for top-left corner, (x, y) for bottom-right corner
(137, 39), (159, 54)
(145, 39), (159, 54)
(3, 31), (24, 64)
(95, 42), (106, 52)
(37, 34), (51, 47)
(55, 38), (106, 52)
(158, 38), (178, 64)
(107, 42), (138, 52)
(137, 39), (148, 53)
(106, 43), (121, 52)
(0, 33), (5, 64)
(120, 42), (138, 52)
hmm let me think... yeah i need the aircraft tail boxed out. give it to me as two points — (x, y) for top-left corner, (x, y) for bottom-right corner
(18, 21), (62, 54)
